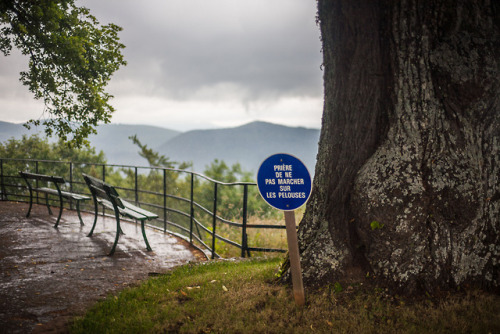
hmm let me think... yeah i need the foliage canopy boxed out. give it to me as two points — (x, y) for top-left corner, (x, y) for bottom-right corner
(0, 0), (126, 146)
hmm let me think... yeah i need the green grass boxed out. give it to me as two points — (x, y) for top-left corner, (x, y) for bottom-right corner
(71, 257), (500, 334)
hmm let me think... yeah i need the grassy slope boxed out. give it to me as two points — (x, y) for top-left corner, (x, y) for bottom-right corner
(71, 257), (500, 333)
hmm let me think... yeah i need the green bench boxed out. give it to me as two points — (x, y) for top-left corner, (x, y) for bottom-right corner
(82, 173), (158, 255)
(19, 171), (90, 228)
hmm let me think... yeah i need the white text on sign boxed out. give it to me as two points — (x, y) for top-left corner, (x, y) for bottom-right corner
(264, 164), (308, 200)
(274, 164), (293, 171)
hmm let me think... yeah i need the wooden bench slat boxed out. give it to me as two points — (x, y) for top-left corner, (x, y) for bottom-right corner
(121, 199), (159, 219)
(33, 187), (60, 195)
(20, 171), (65, 184)
(59, 191), (90, 201)
(119, 206), (150, 220)
(33, 187), (90, 201)
(97, 198), (149, 220)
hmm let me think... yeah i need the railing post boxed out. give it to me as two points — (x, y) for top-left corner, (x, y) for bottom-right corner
(0, 159), (6, 200)
(189, 173), (194, 244)
(241, 184), (249, 258)
(35, 160), (39, 205)
(101, 164), (106, 217)
(211, 183), (218, 259)
(69, 162), (74, 210)
(163, 169), (167, 233)
(0, 159), (2, 200)
(135, 167), (138, 206)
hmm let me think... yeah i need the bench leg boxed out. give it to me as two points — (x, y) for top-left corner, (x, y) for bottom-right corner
(44, 193), (53, 216)
(109, 211), (121, 256)
(141, 220), (152, 252)
(76, 201), (85, 226)
(87, 199), (99, 237)
(26, 189), (33, 218)
(53, 195), (64, 228)
(53, 206), (63, 228)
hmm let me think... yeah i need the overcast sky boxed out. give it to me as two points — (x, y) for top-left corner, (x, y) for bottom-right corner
(0, 0), (323, 132)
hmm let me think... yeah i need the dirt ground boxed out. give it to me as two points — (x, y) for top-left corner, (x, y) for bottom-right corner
(0, 201), (205, 334)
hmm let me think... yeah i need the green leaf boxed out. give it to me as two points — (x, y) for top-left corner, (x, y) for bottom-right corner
(370, 221), (384, 230)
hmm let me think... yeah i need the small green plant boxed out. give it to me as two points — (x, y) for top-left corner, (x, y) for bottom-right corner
(370, 220), (385, 230)
(333, 282), (343, 293)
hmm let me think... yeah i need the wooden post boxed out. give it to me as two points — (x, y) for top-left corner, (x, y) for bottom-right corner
(284, 210), (305, 306)
(257, 153), (311, 306)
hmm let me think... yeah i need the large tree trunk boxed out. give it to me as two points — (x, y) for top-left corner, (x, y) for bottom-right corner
(297, 0), (500, 293)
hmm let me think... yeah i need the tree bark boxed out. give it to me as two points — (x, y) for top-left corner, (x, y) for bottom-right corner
(297, 0), (500, 293)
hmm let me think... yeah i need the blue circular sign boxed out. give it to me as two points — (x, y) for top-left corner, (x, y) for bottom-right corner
(257, 153), (312, 211)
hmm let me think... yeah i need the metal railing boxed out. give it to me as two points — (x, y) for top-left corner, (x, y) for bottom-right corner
(0, 158), (288, 259)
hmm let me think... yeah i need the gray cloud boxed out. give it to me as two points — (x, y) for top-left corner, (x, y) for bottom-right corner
(1, 0), (323, 130)
(80, 0), (322, 101)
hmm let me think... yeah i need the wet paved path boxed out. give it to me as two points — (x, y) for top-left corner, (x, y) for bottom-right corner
(0, 201), (202, 333)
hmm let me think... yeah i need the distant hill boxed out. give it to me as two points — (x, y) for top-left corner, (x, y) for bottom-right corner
(86, 124), (180, 166)
(157, 121), (320, 173)
(0, 121), (180, 167)
(0, 121), (43, 142)
(0, 120), (320, 174)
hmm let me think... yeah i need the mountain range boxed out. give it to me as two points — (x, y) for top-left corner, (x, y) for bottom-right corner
(0, 120), (320, 174)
